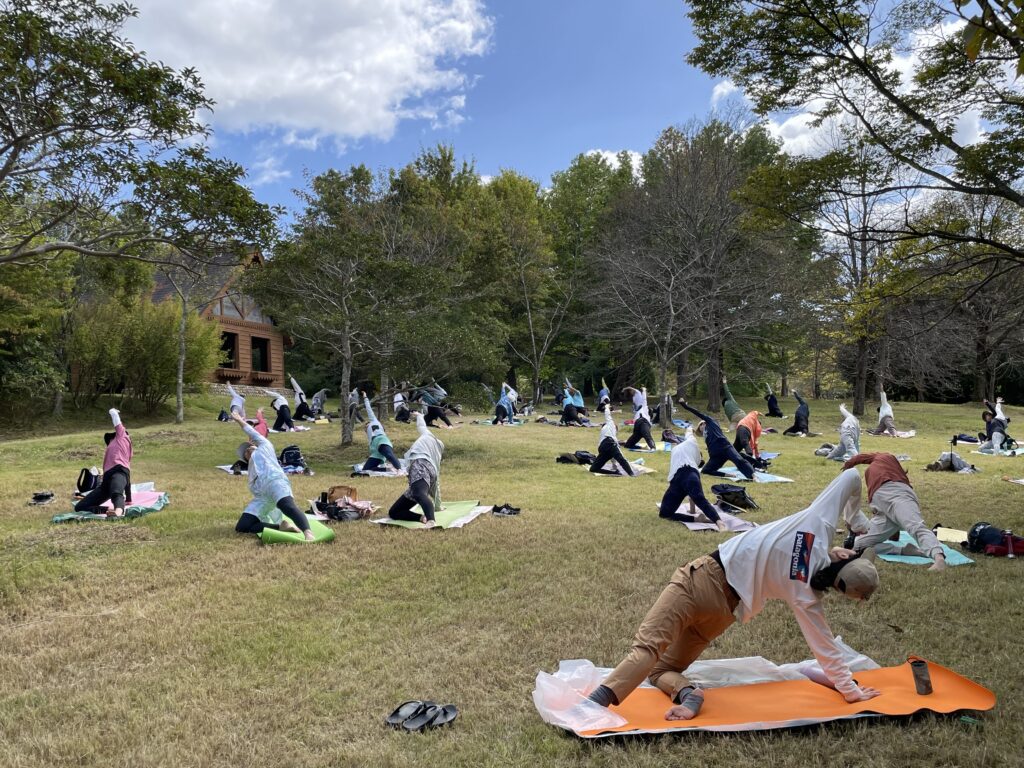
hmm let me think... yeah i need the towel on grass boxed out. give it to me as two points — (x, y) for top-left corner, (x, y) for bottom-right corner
(718, 468), (794, 483)
(371, 500), (490, 529)
(352, 458), (409, 476)
(932, 526), (969, 543)
(972, 447), (1021, 457)
(592, 460), (656, 476)
(878, 531), (973, 566)
(656, 502), (757, 532)
(52, 490), (169, 523)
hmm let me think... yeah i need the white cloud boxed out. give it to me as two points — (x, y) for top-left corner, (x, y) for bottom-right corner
(587, 149), (643, 175)
(711, 80), (740, 106)
(248, 156), (291, 187)
(127, 0), (493, 148)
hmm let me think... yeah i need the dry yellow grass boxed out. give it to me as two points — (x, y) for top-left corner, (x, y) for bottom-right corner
(0, 396), (1020, 767)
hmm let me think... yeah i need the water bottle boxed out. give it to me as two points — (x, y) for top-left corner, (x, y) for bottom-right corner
(1006, 529), (1016, 559)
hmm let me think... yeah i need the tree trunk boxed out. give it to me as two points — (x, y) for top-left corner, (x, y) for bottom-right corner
(340, 325), (353, 445)
(781, 371), (789, 398)
(532, 364), (542, 406)
(379, 370), (389, 420)
(52, 388), (63, 418)
(973, 325), (989, 401)
(175, 292), (189, 424)
(674, 351), (689, 401)
(658, 358), (672, 425)
(853, 336), (868, 416)
(706, 345), (722, 412)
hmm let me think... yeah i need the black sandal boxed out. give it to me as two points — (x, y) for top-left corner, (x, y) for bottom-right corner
(402, 702), (442, 732)
(426, 704), (458, 729)
(385, 700), (425, 728)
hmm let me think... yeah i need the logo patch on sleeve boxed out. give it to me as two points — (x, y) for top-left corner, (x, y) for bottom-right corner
(789, 531), (815, 582)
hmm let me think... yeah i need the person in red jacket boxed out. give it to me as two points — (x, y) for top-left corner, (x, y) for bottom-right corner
(842, 452), (947, 572)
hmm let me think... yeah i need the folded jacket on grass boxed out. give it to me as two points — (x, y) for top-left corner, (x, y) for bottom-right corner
(52, 490), (169, 523)
(538, 658), (993, 738)
(719, 468), (794, 483)
(371, 500), (490, 529)
(260, 518), (335, 544)
(878, 532), (974, 566)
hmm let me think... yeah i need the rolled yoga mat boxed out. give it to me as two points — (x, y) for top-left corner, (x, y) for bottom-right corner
(259, 518), (335, 544)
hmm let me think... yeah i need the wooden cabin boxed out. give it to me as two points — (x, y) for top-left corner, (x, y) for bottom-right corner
(153, 253), (287, 388)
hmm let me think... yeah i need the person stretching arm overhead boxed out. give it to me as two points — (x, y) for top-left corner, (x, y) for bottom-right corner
(75, 409), (133, 518)
(387, 412), (444, 526)
(590, 405), (635, 476)
(678, 397), (754, 480)
(659, 427), (727, 530)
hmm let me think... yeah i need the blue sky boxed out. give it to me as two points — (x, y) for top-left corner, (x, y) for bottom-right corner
(129, 1), (730, 213)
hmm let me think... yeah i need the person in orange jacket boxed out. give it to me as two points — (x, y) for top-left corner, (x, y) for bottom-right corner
(733, 410), (762, 460)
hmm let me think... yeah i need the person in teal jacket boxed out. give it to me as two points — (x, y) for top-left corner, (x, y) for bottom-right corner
(360, 392), (403, 472)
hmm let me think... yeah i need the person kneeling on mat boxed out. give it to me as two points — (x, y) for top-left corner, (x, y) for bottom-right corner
(75, 408), (133, 518)
(622, 403), (656, 450)
(660, 426), (727, 531)
(591, 404), (635, 476)
(361, 391), (403, 472)
(588, 469), (882, 719)
(230, 410), (314, 541)
(388, 412), (444, 527)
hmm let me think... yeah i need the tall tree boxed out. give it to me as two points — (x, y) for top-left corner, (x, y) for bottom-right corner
(688, 0), (1024, 268)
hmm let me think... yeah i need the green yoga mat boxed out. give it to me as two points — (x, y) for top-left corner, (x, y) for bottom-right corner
(372, 500), (482, 529)
(259, 518), (335, 545)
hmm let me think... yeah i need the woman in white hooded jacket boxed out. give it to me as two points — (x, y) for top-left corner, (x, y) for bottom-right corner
(387, 412), (444, 527)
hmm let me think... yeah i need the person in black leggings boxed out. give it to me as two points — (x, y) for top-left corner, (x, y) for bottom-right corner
(678, 398), (754, 479)
(783, 390), (810, 436)
(387, 412), (444, 527)
(590, 405), (635, 476)
(623, 405), (656, 450)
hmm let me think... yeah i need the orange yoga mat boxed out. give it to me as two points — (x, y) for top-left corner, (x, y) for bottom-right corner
(580, 659), (995, 737)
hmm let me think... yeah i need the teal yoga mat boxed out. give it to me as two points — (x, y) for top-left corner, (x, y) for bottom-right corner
(259, 518), (335, 544)
(52, 492), (170, 524)
(877, 532), (974, 566)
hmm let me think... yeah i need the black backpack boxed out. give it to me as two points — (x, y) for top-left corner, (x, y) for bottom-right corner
(77, 467), (100, 494)
(965, 522), (1005, 553)
(217, 409), (230, 422)
(711, 483), (760, 511)
(278, 444), (305, 468)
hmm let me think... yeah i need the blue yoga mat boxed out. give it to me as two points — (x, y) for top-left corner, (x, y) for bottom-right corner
(877, 532), (974, 566)
(761, 452), (781, 460)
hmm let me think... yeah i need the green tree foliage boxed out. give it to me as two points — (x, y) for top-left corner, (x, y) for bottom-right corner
(69, 298), (220, 413)
(687, 0), (1024, 265)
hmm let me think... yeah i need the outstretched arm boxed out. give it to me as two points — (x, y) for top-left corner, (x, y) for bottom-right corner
(362, 392), (378, 423)
(765, 382), (774, 395)
(231, 409), (268, 446)
(109, 408), (122, 429)
(879, 390), (888, 407)
(842, 452), (877, 470)
(678, 398), (712, 424)
(414, 411), (431, 437)
(839, 404), (853, 420)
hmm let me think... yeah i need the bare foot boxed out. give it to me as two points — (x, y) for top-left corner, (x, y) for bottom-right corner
(665, 688), (704, 720)
(106, 508), (124, 518)
(303, 529), (316, 542)
(716, 520), (729, 532)
(281, 519), (300, 534)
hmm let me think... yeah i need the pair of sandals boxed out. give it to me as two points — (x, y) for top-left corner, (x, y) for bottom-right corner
(492, 503), (521, 516)
(386, 700), (458, 732)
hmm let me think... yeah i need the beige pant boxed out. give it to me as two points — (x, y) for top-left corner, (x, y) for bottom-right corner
(851, 481), (943, 559)
(602, 556), (738, 704)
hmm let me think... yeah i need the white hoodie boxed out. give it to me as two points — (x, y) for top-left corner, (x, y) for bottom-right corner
(227, 383), (245, 414)
(265, 389), (288, 411)
(599, 406), (618, 443)
(718, 469), (866, 698)
(877, 391), (893, 422)
(839, 405), (861, 447)
(290, 376), (305, 408)
(667, 429), (701, 482)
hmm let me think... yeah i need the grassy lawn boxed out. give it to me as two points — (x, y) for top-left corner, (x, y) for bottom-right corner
(0, 395), (1021, 767)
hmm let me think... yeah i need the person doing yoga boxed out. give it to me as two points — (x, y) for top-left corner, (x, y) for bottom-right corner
(721, 376), (745, 429)
(764, 383), (785, 418)
(290, 376), (315, 421)
(783, 390), (810, 436)
(866, 390), (898, 437)
(387, 412), (444, 527)
(590, 405), (635, 476)
(230, 410), (314, 540)
(361, 392), (403, 472)
(659, 426), (727, 531)
(587, 469), (882, 720)
(678, 397), (754, 480)
(75, 408), (133, 518)
(266, 390), (295, 432)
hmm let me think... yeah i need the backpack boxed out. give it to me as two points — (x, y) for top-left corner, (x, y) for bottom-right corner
(574, 450), (596, 465)
(278, 444), (305, 468)
(964, 522), (1005, 553)
(711, 483), (760, 510)
(77, 467), (101, 494)
(217, 409), (230, 422)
